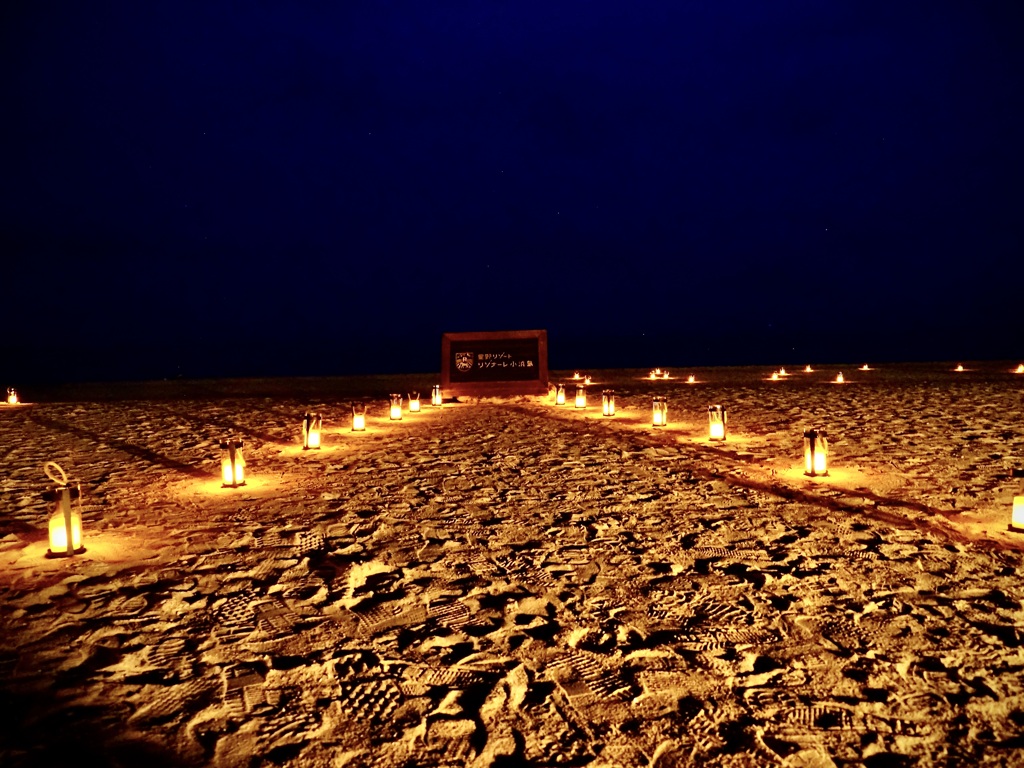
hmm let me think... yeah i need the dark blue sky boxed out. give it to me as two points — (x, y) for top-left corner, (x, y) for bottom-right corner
(3, 2), (1022, 381)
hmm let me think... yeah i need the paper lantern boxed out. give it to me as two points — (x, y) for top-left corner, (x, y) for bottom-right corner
(408, 392), (421, 413)
(6, 387), (17, 405)
(602, 390), (615, 417)
(44, 462), (83, 557)
(352, 403), (366, 432)
(708, 405), (727, 441)
(574, 384), (587, 409)
(803, 429), (828, 477)
(302, 412), (322, 450)
(1011, 496), (1024, 533)
(431, 385), (443, 406)
(220, 440), (246, 487)
(390, 394), (403, 420)
(555, 384), (566, 405)
(652, 397), (668, 427)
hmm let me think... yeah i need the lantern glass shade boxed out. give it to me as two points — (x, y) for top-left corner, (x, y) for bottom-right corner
(408, 392), (421, 413)
(555, 384), (566, 405)
(302, 413), (322, 450)
(652, 397), (668, 426)
(47, 485), (84, 556)
(220, 441), (246, 487)
(352, 403), (366, 431)
(708, 405), (727, 441)
(431, 385), (443, 406)
(803, 429), (829, 477)
(390, 394), (403, 420)
(1012, 496), (1024, 532)
(6, 388), (17, 405)
(602, 390), (615, 417)
(575, 384), (587, 409)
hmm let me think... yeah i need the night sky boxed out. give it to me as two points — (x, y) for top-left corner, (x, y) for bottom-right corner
(3, 2), (1022, 383)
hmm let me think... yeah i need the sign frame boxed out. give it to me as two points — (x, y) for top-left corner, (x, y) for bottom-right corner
(441, 330), (549, 398)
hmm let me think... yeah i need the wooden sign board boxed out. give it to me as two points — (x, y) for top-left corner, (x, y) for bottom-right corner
(441, 330), (549, 398)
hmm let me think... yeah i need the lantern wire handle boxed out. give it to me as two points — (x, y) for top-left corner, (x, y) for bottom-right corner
(45, 462), (69, 486)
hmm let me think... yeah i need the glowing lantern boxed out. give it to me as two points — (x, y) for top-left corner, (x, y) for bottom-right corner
(652, 397), (668, 427)
(804, 365), (813, 373)
(390, 394), (403, 420)
(44, 462), (83, 557)
(803, 429), (828, 477)
(302, 412), (322, 450)
(1011, 496), (1024, 533)
(687, 375), (696, 384)
(220, 440), (246, 487)
(648, 370), (658, 380)
(573, 371), (581, 380)
(574, 384), (587, 409)
(6, 387), (17, 405)
(584, 375), (592, 386)
(955, 364), (964, 372)
(1015, 364), (1024, 375)
(860, 364), (871, 371)
(555, 384), (566, 405)
(602, 390), (615, 417)
(408, 392), (421, 413)
(778, 368), (788, 377)
(708, 405), (727, 441)
(770, 372), (780, 382)
(431, 385), (443, 406)
(352, 403), (366, 432)
(835, 372), (845, 384)
(662, 371), (670, 380)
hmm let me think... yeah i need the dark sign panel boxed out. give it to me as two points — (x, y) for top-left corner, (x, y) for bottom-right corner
(441, 330), (548, 397)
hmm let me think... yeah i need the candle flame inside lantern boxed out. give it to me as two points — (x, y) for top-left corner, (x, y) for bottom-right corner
(574, 384), (586, 409)
(779, 368), (788, 376)
(860, 364), (870, 371)
(602, 390), (615, 417)
(652, 397), (668, 426)
(352, 403), (366, 431)
(1012, 496), (1024, 532)
(6, 388), (17, 405)
(803, 429), (829, 477)
(770, 372), (780, 381)
(1015, 364), (1024, 374)
(804, 365), (813, 373)
(584, 376), (592, 385)
(708, 405), (726, 441)
(431, 385), (443, 406)
(687, 375), (696, 384)
(573, 371), (581, 380)
(390, 394), (403, 420)
(408, 393), (421, 413)
(835, 373), (845, 384)
(555, 384), (566, 405)
(955, 364), (964, 372)
(220, 441), (246, 487)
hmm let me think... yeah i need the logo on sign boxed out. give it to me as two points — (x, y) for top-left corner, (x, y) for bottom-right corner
(455, 352), (474, 372)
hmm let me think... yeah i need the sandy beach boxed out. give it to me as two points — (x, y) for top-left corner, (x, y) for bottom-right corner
(2, 363), (1023, 767)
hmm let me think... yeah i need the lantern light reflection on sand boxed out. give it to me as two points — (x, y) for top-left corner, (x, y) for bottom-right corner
(555, 384), (566, 405)
(44, 462), (83, 557)
(220, 440), (246, 487)
(431, 385), (443, 406)
(652, 397), (668, 427)
(6, 387), (17, 405)
(602, 390), (615, 417)
(408, 392), (421, 413)
(803, 429), (829, 477)
(575, 384), (587, 409)
(708, 405), (727, 441)
(302, 412), (322, 450)
(390, 394), (403, 420)
(352, 403), (366, 431)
